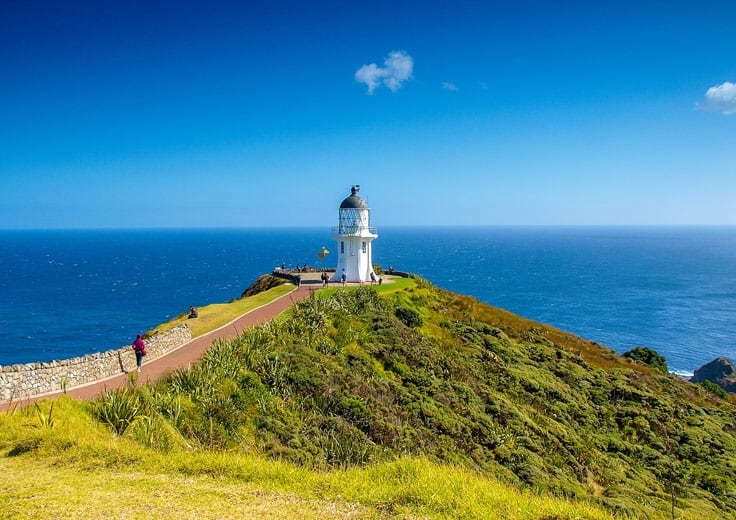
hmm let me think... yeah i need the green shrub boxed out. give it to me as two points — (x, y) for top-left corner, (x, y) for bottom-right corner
(395, 306), (422, 328)
(129, 414), (180, 451)
(700, 471), (730, 496)
(91, 387), (141, 435)
(700, 379), (729, 399)
(34, 402), (55, 429)
(622, 346), (669, 374)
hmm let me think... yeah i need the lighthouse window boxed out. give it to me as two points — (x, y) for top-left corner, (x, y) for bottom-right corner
(341, 241), (344, 254)
(362, 241), (367, 254)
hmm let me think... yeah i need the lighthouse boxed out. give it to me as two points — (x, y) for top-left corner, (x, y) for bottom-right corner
(332, 185), (378, 283)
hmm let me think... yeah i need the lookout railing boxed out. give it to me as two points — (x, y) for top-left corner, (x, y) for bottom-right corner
(331, 226), (378, 237)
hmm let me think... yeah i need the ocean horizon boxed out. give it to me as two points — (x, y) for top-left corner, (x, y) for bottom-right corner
(1, 225), (735, 375)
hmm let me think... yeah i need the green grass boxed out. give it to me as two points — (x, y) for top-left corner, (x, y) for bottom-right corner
(146, 284), (295, 338)
(308, 275), (416, 305)
(0, 398), (619, 519)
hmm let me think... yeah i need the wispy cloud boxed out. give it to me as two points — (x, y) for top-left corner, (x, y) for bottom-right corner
(355, 51), (413, 95)
(442, 82), (459, 91)
(697, 82), (736, 115)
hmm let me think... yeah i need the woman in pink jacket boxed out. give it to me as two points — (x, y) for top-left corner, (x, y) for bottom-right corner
(131, 334), (146, 373)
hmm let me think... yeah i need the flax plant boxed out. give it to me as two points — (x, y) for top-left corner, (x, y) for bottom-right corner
(91, 387), (141, 435)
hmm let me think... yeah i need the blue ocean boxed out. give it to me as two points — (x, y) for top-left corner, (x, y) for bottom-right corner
(1, 227), (735, 375)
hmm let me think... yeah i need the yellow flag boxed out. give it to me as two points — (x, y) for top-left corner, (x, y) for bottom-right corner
(322, 247), (330, 254)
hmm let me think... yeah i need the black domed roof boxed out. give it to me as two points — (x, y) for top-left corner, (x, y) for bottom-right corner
(340, 185), (368, 209)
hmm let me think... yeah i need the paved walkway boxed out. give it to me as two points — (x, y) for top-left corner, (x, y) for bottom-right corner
(3, 272), (396, 410)
(64, 283), (318, 401)
(5, 281), (317, 408)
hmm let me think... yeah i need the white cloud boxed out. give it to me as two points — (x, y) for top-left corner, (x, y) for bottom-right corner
(355, 51), (413, 95)
(354, 63), (384, 95)
(698, 82), (736, 115)
(442, 81), (459, 91)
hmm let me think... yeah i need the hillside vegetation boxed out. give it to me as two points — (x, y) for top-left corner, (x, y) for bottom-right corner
(3, 276), (735, 518)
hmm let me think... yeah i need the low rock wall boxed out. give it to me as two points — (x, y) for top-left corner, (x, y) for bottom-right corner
(0, 324), (192, 401)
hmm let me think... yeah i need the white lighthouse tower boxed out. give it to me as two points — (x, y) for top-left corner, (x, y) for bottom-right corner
(332, 185), (378, 283)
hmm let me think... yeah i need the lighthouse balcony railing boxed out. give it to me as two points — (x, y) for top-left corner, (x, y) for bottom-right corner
(331, 226), (378, 237)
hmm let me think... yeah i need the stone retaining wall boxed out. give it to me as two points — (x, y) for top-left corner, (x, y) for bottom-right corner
(0, 324), (192, 401)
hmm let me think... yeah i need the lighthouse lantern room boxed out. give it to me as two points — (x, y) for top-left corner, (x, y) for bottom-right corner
(331, 185), (378, 283)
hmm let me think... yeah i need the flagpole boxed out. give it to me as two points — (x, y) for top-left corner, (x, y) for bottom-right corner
(318, 246), (330, 273)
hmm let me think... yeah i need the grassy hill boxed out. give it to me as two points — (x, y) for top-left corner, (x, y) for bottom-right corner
(2, 276), (735, 519)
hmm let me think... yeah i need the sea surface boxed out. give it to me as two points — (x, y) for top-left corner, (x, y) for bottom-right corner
(1, 227), (735, 375)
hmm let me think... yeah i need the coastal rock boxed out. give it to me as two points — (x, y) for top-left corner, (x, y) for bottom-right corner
(690, 357), (736, 393)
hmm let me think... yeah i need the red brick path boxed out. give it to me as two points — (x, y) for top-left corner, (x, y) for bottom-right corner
(5, 283), (316, 407)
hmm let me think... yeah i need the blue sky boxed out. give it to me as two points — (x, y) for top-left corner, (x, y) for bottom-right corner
(1, 1), (735, 229)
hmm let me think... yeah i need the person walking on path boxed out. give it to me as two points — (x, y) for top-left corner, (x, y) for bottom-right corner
(132, 334), (146, 373)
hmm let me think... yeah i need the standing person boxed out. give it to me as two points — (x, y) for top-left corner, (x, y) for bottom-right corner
(341, 269), (347, 286)
(297, 273), (302, 287)
(132, 334), (146, 373)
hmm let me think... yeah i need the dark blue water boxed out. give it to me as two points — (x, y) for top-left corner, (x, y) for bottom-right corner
(1, 227), (735, 374)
